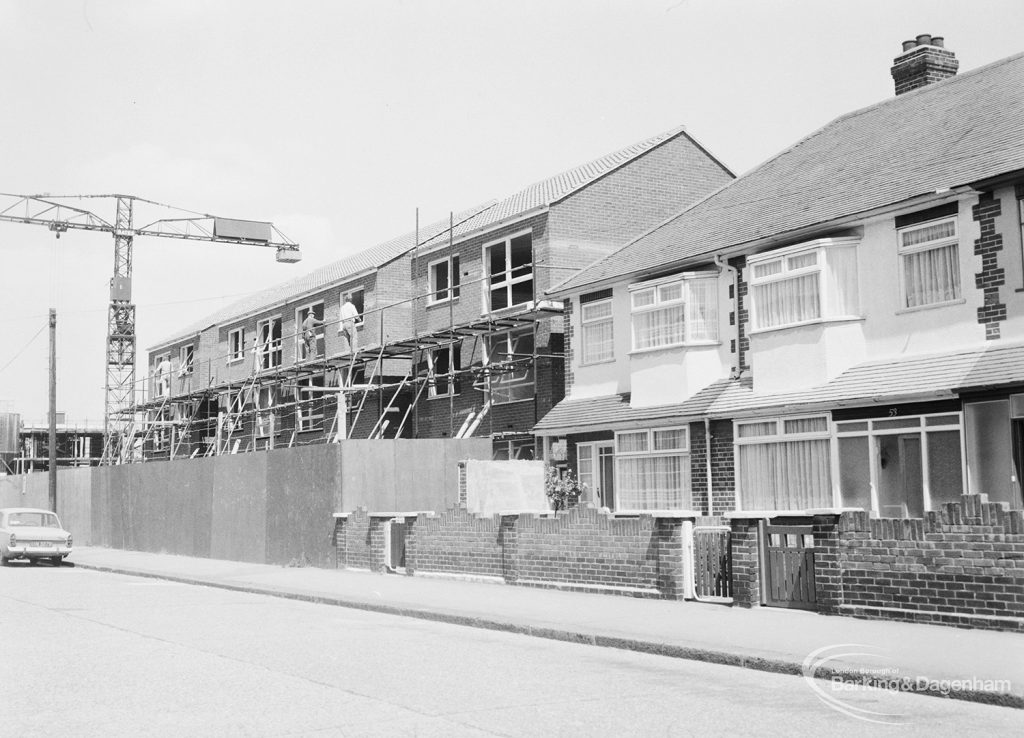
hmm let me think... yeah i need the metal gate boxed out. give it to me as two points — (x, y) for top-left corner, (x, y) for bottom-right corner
(694, 526), (732, 600)
(764, 523), (816, 609)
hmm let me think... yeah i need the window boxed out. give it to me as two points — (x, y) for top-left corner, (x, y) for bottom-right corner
(492, 437), (535, 460)
(179, 344), (194, 376)
(296, 302), (325, 361)
(486, 328), (534, 404)
(228, 328), (245, 363)
(898, 217), (960, 309)
(338, 288), (365, 329)
(614, 427), (690, 510)
(836, 413), (963, 517)
(295, 376), (325, 432)
(630, 274), (718, 350)
(748, 238), (859, 331)
(424, 342), (462, 398)
(1019, 196), (1024, 284)
(428, 254), (461, 304)
(735, 416), (831, 511)
(581, 298), (614, 364)
(485, 232), (532, 312)
(256, 386), (276, 438)
(152, 353), (171, 397)
(256, 317), (282, 369)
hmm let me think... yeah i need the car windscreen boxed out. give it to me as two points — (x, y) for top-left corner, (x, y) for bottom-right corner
(8, 512), (60, 528)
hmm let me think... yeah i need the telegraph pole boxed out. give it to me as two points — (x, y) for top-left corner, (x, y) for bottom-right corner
(48, 308), (57, 513)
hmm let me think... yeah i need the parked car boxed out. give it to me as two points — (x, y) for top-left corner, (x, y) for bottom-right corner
(0, 508), (72, 566)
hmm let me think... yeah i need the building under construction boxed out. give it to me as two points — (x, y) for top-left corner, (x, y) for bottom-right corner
(135, 126), (735, 462)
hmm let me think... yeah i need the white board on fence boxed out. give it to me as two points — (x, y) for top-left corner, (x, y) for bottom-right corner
(465, 460), (547, 515)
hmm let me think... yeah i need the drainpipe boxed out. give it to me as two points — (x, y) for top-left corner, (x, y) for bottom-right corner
(704, 417), (713, 517)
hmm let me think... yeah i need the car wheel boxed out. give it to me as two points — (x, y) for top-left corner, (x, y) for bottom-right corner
(0, 556), (9, 566)
(51, 556), (63, 567)
(28, 558), (38, 566)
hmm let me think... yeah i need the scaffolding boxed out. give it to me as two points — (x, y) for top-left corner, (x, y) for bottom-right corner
(117, 257), (564, 462)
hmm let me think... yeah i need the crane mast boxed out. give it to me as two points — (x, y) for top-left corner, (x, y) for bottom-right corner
(0, 192), (301, 464)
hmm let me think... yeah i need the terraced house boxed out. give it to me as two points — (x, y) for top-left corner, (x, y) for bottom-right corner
(540, 39), (1024, 515)
(534, 39), (1024, 618)
(140, 125), (733, 460)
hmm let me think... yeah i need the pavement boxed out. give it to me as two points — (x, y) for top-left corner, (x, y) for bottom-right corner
(68, 546), (1024, 709)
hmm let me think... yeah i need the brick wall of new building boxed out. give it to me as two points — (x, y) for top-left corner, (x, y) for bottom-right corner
(546, 133), (734, 279)
(972, 191), (1006, 340)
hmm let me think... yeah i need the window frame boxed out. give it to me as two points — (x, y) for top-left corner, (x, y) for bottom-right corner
(896, 215), (961, 311)
(483, 229), (533, 314)
(747, 238), (860, 333)
(227, 327), (245, 364)
(427, 253), (461, 305)
(734, 414), (832, 512)
(613, 426), (691, 512)
(485, 327), (535, 405)
(580, 297), (614, 365)
(295, 376), (325, 433)
(256, 315), (283, 370)
(834, 412), (965, 516)
(628, 273), (719, 352)
(178, 344), (194, 376)
(425, 342), (462, 399)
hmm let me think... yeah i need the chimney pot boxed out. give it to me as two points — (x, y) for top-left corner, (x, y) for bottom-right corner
(891, 34), (958, 95)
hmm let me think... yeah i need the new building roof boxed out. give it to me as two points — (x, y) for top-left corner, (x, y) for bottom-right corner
(552, 52), (1024, 295)
(152, 125), (716, 350)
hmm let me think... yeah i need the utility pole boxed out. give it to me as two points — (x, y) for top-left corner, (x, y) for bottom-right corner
(48, 308), (57, 513)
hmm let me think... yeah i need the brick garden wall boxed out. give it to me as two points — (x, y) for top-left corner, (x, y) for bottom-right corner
(336, 505), (689, 599)
(820, 494), (1024, 631)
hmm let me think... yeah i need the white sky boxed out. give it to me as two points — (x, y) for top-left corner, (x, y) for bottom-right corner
(1, 0), (1022, 425)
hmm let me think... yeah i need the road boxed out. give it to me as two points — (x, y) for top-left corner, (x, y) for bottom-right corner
(0, 562), (1020, 737)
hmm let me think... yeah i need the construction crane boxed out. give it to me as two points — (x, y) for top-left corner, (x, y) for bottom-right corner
(0, 193), (301, 464)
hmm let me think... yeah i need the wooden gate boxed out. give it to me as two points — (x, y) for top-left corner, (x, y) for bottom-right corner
(764, 523), (816, 609)
(694, 526), (732, 600)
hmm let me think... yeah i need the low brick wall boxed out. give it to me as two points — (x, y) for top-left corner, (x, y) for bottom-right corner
(335, 505), (691, 599)
(823, 494), (1024, 632)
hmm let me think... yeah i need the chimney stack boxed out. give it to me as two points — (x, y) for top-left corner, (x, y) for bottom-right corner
(891, 35), (959, 95)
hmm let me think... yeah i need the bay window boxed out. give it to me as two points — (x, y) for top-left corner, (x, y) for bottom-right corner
(898, 217), (960, 309)
(736, 416), (831, 510)
(615, 426), (690, 510)
(629, 273), (718, 351)
(748, 238), (859, 331)
(580, 298), (613, 364)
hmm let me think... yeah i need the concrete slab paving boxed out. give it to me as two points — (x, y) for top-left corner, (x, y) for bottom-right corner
(68, 546), (1024, 709)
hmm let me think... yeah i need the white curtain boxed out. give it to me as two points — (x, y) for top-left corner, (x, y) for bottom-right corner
(739, 439), (831, 510)
(633, 304), (685, 349)
(903, 244), (960, 307)
(582, 320), (613, 363)
(687, 278), (719, 341)
(753, 273), (820, 328)
(617, 454), (689, 509)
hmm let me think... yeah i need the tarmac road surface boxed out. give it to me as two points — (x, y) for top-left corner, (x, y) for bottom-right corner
(1, 563), (1021, 737)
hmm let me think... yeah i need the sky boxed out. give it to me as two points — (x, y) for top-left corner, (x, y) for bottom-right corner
(1, 0), (1022, 425)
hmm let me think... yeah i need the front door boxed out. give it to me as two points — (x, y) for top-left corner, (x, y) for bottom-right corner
(763, 522), (816, 609)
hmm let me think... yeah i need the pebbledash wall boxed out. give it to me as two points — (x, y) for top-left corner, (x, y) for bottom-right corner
(731, 493), (1024, 632)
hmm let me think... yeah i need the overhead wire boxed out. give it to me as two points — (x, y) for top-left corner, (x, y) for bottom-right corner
(0, 322), (46, 376)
